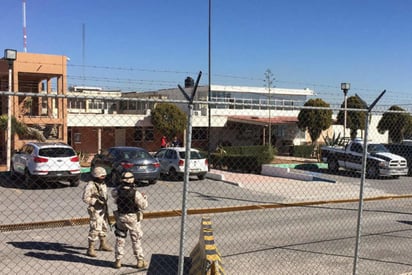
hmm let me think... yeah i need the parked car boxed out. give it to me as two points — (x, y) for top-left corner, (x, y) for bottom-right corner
(153, 147), (208, 180)
(90, 146), (160, 185)
(11, 142), (81, 187)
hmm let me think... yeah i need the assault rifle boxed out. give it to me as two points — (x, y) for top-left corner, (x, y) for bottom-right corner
(92, 194), (113, 231)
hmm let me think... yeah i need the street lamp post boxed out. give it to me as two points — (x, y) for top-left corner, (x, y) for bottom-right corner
(207, 0), (212, 171)
(4, 49), (17, 171)
(341, 82), (350, 139)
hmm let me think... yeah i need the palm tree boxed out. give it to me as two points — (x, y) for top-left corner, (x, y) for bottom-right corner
(0, 115), (46, 142)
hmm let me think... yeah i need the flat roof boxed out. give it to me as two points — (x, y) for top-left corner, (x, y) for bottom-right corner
(210, 85), (314, 96)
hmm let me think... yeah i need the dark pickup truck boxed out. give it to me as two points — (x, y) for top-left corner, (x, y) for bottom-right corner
(384, 142), (412, 176)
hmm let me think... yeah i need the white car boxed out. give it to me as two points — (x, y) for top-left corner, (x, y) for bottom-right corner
(11, 142), (81, 187)
(154, 147), (208, 180)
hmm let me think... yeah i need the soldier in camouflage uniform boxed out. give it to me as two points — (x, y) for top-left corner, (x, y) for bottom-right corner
(82, 166), (113, 257)
(112, 172), (149, 269)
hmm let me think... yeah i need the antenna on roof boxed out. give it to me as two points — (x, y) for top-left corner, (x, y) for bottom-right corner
(82, 23), (86, 85)
(23, 0), (27, 52)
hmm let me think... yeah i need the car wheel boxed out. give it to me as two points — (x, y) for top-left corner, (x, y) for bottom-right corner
(148, 179), (157, 185)
(10, 164), (18, 180)
(328, 158), (339, 173)
(169, 168), (179, 181)
(367, 165), (379, 179)
(197, 174), (206, 180)
(24, 169), (35, 189)
(70, 178), (80, 187)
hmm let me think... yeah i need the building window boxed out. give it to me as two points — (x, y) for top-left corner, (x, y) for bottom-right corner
(134, 127), (143, 141)
(74, 133), (81, 143)
(88, 100), (104, 109)
(296, 129), (305, 139)
(134, 127), (155, 142)
(145, 127), (154, 141)
(68, 99), (84, 109)
(192, 127), (208, 140)
(129, 101), (137, 110)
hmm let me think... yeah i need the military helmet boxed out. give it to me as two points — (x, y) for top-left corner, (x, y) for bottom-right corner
(92, 166), (107, 178)
(121, 172), (135, 184)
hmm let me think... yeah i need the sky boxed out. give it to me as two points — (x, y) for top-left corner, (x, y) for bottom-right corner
(1, 0), (412, 108)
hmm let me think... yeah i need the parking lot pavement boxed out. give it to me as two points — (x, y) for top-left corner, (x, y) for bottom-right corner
(206, 169), (392, 203)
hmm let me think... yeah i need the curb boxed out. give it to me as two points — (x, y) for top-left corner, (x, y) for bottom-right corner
(261, 164), (336, 183)
(206, 172), (241, 187)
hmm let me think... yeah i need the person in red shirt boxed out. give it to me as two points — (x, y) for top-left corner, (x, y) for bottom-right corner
(160, 136), (167, 148)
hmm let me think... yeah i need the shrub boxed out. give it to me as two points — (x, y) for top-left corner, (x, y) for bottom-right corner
(211, 145), (275, 173)
(291, 145), (314, 158)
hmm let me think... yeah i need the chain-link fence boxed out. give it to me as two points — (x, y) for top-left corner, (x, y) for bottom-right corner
(1, 91), (412, 274)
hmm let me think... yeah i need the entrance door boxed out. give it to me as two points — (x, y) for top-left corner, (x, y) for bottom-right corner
(115, 128), (126, 146)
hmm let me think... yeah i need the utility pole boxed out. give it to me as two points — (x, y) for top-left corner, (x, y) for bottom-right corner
(23, 0), (27, 52)
(264, 69), (274, 147)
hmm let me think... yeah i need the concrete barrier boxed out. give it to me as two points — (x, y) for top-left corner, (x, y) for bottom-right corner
(261, 163), (336, 183)
(189, 216), (225, 275)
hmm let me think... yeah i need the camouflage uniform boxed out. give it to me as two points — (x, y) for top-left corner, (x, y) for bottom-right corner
(82, 166), (112, 257)
(112, 172), (148, 269)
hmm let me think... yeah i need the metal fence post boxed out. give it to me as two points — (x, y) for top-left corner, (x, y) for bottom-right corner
(353, 90), (386, 275)
(178, 72), (202, 275)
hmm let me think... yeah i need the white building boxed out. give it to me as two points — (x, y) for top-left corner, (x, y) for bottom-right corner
(66, 81), (316, 154)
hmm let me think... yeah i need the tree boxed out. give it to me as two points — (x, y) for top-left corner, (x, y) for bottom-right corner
(297, 98), (333, 144)
(151, 103), (187, 140)
(404, 115), (412, 139)
(0, 115), (45, 142)
(336, 96), (367, 139)
(377, 105), (410, 143)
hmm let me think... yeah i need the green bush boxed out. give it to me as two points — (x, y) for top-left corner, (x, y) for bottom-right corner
(291, 145), (314, 158)
(210, 145), (275, 173)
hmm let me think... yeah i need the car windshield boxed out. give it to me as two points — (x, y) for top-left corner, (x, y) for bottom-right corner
(178, 151), (203, 159)
(121, 149), (151, 160)
(39, 147), (76, 157)
(367, 143), (389, 153)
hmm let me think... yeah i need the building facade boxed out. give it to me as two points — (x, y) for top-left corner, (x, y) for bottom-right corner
(0, 52), (68, 167)
(5, 51), (382, 170)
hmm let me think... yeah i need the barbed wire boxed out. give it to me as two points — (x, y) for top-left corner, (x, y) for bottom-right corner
(5, 60), (412, 107)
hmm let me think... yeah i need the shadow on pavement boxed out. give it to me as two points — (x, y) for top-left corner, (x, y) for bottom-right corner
(398, 220), (412, 226)
(294, 163), (322, 171)
(8, 241), (192, 273)
(7, 241), (114, 267)
(147, 254), (191, 275)
(0, 171), (89, 190)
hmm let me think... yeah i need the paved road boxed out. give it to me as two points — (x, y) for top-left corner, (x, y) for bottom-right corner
(1, 169), (412, 274)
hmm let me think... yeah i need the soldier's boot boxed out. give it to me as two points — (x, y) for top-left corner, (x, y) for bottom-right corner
(113, 259), (121, 269)
(137, 259), (148, 269)
(86, 240), (97, 257)
(99, 236), (113, 252)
